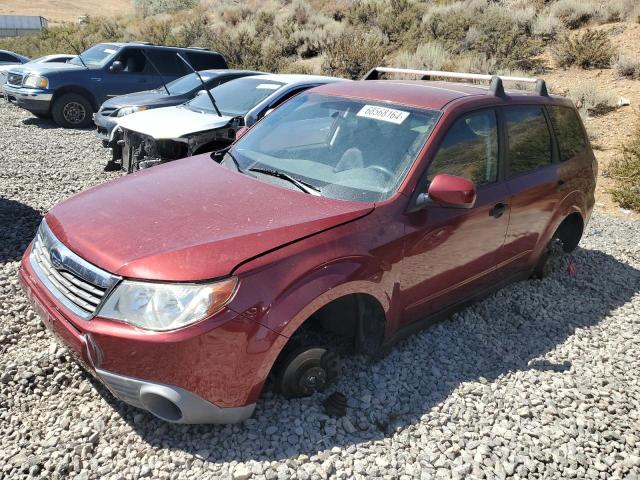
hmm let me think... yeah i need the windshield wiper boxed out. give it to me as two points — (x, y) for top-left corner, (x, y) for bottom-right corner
(249, 168), (321, 195)
(64, 39), (88, 68)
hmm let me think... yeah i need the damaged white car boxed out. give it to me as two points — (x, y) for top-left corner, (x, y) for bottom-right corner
(117, 74), (345, 172)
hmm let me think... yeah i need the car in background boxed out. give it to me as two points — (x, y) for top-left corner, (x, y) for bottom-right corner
(18, 68), (596, 423)
(95, 69), (264, 167)
(1, 54), (75, 99)
(2, 42), (227, 128)
(117, 74), (345, 172)
(0, 49), (29, 66)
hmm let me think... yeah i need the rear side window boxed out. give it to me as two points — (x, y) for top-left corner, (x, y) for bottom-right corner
(186, 51), (227, 70)
(0, 53), (18, 62)
(145, 50), (188, 76)
(548, 106), (587, 162)
(427, 109), (498, 185)
(505, 106), (552, 176)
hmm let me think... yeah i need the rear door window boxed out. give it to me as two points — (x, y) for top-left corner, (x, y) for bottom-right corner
(547, 106), (587, 162)
(427, 109), (499, 185)
(504, 106), (552, 177)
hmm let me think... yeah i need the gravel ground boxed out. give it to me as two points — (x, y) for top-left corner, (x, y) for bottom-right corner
(1, 100), (639, 480)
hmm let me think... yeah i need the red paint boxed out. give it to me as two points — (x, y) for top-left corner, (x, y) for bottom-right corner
(20, 80), (597, 411)
(427, 174), (477, 208)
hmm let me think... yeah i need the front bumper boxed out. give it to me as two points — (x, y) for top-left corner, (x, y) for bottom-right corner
(94, 113), (119, 145)
(2, 84), (53, 113)
(19, 247), (284, 423)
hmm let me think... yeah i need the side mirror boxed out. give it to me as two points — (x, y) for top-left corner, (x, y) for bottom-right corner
(421, 174), (477, 209)
(234, 126), (250, 142)
(110, 60), (124, 73)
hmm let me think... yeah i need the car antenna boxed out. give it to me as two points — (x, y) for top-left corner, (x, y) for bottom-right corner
(64, 38), (88, 69)
(140, 50), (170, 95)
(176, 52), (222, 117)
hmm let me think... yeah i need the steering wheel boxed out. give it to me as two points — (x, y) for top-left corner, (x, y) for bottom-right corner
(366, 165), (395, 180)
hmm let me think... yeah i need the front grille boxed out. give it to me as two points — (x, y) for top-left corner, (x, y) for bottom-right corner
(99, 107), (117, 116)
(7, 73), (23, 86)
(29, 221), (121, 319)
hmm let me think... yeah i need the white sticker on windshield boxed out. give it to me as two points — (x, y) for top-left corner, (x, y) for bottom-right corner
(104, 48), (117, 54)
(357, 105), (409, 124)
(256, 83), (281, 90)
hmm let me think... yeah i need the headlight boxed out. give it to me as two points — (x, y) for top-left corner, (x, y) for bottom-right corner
(116, 105), (147, 117)
(23, 75), (48, 89)
(98, 277), (237, 331)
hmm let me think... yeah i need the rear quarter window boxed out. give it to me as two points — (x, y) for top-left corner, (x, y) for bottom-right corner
(186, 51), (227, 70)
(548, 105), (587, 162)
(505, 106), (552, 177)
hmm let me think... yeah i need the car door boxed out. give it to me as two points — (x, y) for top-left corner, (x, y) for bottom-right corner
(401, 108), (510, 325)
(101, 48), (156, 100)
(499, 105), (560, 278)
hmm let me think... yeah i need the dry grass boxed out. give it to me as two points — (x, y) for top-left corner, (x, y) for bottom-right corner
(606, 124), (640, 211)
(0, 0), (131, 25)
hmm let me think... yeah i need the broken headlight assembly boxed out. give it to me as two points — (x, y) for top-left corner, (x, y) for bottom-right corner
(23, 75), (48, 89)
(98, 277), (238, 331)
(116, 105), (148, 117)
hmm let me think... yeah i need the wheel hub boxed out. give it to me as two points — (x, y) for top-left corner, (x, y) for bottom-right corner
(63, 102), (86, 124)
(300, 366), (327, 391)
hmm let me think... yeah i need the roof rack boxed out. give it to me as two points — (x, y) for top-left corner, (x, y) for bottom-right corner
(128, 41), (155, 46)
(362, 67), (548, 97)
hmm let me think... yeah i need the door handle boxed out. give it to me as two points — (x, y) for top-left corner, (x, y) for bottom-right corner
(489, 203), (508, 218)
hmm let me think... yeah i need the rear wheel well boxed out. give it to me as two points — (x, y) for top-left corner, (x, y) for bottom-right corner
(556, 212), (584, 253)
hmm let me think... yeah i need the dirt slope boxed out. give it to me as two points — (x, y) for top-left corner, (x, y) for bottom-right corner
(0, 0), (131, 25)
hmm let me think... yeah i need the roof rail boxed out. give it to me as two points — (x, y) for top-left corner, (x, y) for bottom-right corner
(128, 41), (155, 46)
(187, 46), (210, 51)
(362, 67), (548, 97)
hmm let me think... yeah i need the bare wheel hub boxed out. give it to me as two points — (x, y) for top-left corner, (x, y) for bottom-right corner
(63, 101), (86, 124)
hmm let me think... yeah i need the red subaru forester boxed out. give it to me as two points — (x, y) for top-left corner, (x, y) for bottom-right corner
(19, 68), (596, 423)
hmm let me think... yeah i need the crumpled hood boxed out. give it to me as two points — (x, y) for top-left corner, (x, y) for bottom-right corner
(101, 90), (186, 110)
(118, 105), (233, 139)
(45, 155), (374, 281)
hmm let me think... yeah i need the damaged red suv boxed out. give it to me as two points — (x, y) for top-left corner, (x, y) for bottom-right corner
(20, 68), (596, 423)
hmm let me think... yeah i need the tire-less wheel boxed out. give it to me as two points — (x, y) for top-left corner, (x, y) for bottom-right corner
(52, 93), (93, 128)
(277, 347), (339, 399)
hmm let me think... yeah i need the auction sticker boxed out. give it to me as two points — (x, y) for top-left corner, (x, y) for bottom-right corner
(357, 105), (409, 124)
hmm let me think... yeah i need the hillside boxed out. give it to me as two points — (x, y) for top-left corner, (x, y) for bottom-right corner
(0, 0), (130, 25)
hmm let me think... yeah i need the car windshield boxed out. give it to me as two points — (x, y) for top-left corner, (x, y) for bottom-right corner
(160, 72), (212, 95)
(69, 43), (120, 68)
(186, 76), (282, 116)
(227, 93), (441, 202)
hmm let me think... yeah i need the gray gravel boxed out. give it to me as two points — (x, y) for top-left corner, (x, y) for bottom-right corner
(1, 100), (640, 480)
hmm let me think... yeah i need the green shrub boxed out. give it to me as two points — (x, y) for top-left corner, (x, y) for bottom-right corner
(567, 81), (617, 117)
(549, 0), (596, 29)
(532, 13), (564, 40)
(615, 55), (640, 80)
(132, 0), (198, 16)
(423, 2), (543, 71)
(553, 29), (615, 69)
(322, 28), (388, 79)
(607, 125), (640, 211)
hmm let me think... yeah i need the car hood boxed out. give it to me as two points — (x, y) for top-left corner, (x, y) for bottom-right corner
(118, 105), (233, 139)
(11, 62), (85, 75)
(102, 91), (187, 110)
(45, 155), (374, 281)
